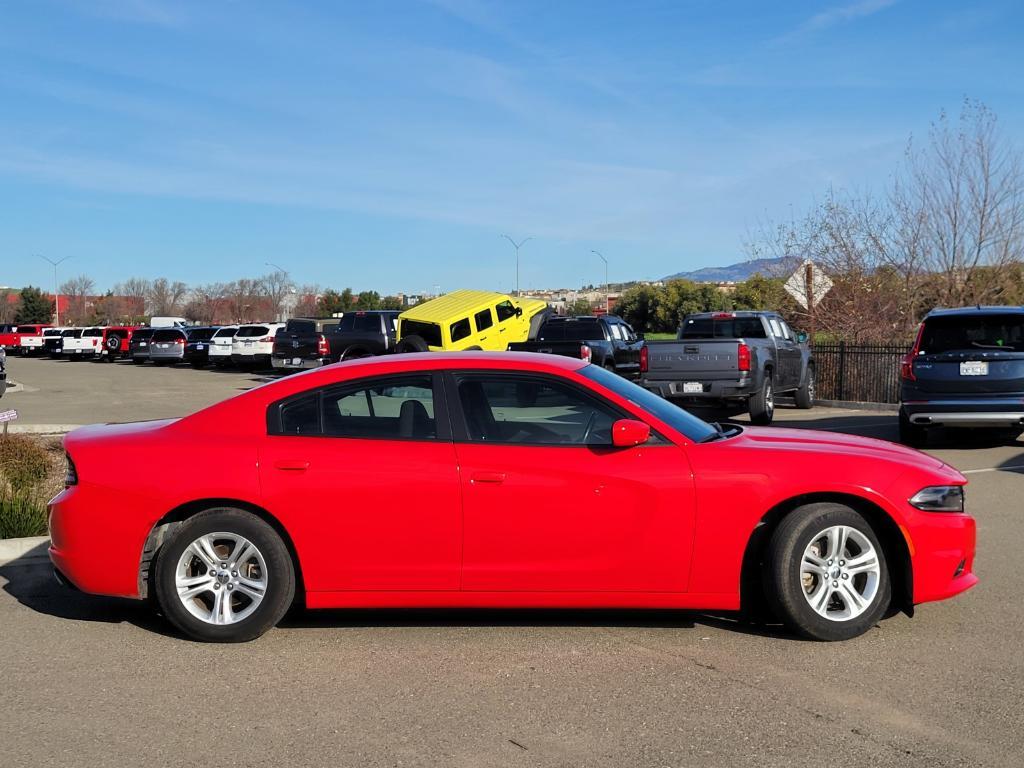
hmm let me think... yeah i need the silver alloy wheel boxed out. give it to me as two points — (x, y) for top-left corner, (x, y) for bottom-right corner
(175, 532), (268, 625)
(807, 371), (816, 401)
(765, 381), (774, 417)
(800, 525), (880, 621)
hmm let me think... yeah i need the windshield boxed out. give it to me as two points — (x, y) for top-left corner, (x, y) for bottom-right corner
(17, 326), (41, 333)
(400, 319), (443, 347)
(133, 329), (154, 340)
(285, 319), (315, 334)
(152, 329), (185, 342)
(213, 327), (237, 338)
(187, 327), (217, 341)
(580, 365), (719, 442)
(919, 314), (1024, 353)
(680, 316), (768, 339)
(236, 325), (270, 338)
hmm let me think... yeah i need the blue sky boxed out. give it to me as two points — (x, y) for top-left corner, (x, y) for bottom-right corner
(1, 0), (1022, 295)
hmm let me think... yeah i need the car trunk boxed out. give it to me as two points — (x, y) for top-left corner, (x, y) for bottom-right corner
(910, 314), (1024, 395)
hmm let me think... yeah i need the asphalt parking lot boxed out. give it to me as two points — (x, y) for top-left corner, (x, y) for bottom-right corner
(1, 356), (1022, 767)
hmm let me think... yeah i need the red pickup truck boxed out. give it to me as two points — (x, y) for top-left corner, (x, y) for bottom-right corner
(12, 324), (53, 355)
(0, 325), (19, 351)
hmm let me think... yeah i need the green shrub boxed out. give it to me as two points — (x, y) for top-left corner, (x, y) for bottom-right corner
(0, 489), (48, 539)
(0, 434), (52, 493)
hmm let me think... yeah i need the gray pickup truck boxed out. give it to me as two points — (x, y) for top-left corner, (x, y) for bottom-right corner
(641, 311), (814, 425)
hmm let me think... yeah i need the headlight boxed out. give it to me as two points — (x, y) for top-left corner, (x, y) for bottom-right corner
(909, 485), (964, 512)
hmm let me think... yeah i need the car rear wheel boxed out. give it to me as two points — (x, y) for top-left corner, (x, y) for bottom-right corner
(749, 372), (774, 425)
(794, 365), (814, 409)
(898, 408), (927, 447)
(766, 503), (890, 641)
(154, 508), (295, 642)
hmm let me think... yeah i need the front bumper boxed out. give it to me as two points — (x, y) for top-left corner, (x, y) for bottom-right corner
(271, 356), (326, 370)
(909, 509), (978, 604)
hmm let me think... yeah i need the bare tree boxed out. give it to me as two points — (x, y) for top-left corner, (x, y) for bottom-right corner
(262, 270), (291, 321)
(112, 278), (151, 323)
(147, 278), (189, 317)
(183, 283), (228, 324)
(223, 278), (267, 323)
(293, 284), (321, 318)
(59, 275), (95, 325)
(0, 288), (15, 324)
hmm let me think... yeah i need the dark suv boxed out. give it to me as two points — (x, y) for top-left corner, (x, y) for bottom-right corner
(899, 306), (1024, 445)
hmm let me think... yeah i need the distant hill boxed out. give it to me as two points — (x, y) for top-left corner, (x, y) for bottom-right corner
(663, 257), (793, 283)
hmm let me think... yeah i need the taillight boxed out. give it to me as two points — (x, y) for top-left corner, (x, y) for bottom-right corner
(260, 336), (274, 343)
(902, 322), (924, 381)
(317, 334), (329, 356)
(65, 454), (78, 487)
(175, 338), (185, 345)
(640, 345), (649, 373)
(737, 343), (751, 372)
(580, 345), (592, 363)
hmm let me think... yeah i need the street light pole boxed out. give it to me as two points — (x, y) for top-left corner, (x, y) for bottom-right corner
(38, 255), (71, 325)
(265, 261), (291, 321)
(591, 250), (609, 313)
(502, 235), (532, 297)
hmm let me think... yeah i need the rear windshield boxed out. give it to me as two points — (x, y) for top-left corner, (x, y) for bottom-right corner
(133, 329), (154, 340)
(680, 317), (768, 339)
(17, 325), (41, 333)
(44, 329), (61, 337)
(236, 325), (270, 338)
(400, 320), (442, 347)
(538, 319), (604, 341)
(920, 314), (1024, 354)
(338, 313), (390, 333)
(152, 329), (186, 342)
(286, 319), (316, 334)
(63, 329), (83, 338)
(213, 327), (237, 338)
(187, 328), (217, 341)
(83, 328), (104, 337)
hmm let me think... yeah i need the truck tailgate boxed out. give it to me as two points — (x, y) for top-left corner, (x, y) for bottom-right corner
(646, 340), (742, 379)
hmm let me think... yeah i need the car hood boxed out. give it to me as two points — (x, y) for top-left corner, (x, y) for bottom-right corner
(733, 426), (956, 474)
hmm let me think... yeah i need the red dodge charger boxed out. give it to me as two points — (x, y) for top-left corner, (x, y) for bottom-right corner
(48, 352), (976, 642)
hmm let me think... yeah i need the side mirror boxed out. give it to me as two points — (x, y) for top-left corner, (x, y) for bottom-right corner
(796, 332), (808, 343)
(515, 306), (523, 317)
(611, 419), (651, 447)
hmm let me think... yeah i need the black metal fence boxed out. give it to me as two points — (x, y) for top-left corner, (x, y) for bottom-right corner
(813, 342), (908, 404)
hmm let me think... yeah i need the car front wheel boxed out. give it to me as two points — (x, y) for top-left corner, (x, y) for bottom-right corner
(765, 503), (890, 641)
(154, 508), (295, 642)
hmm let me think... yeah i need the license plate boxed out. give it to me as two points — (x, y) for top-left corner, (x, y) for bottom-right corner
(960, 361), (988, 376)
(196, 344), (204, 350)
(682, 381), (703, 393)
(159, 344), (169, 348)
(245, 341), (253, 347)
(292, 357), (302, 365)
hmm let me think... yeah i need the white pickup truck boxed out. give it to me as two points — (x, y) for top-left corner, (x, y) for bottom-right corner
(62, 327), (105, 359)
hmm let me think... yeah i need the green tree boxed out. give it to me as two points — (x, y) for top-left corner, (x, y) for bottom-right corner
(14, 285), (52, 324)
(380, 295), (404, 310)
(566, 297), (592, 315)
(731, 275), (790, 311)
(654, 280), (731, 330)
(613, 285), (659, 332)
(356, 290), (381, 310)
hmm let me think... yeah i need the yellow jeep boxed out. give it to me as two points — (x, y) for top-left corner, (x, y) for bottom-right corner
(396, 290), (550, 352)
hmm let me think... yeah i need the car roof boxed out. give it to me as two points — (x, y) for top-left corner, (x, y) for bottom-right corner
(925, 305), (1024, 318)
(398, 290), (514, 323)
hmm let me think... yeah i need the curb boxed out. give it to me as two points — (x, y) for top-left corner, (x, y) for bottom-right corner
(813, 399), (899, 413)
(4, 424), (84, 435)
(0, 536), (50, 566)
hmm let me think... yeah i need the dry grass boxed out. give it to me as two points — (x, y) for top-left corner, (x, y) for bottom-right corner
(0, 434), (65, 539)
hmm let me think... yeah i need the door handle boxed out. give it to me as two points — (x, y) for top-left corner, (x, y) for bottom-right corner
(274, 460), (309, 471)
(471, 472), (506, 484)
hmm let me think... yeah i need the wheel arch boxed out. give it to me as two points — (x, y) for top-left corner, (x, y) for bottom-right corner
(739, 491), (913, 620)
(138, 497), (306, 602)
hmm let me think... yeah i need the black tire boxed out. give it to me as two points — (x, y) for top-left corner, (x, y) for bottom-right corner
(748, 371), (774, 425)
(765, 503), (890, 641)
(190, 360), (206, 369)
(395, 334), (429, 353)
(132, 357), (147, 365)
(898, 408), (927, 447)
(340, 347), (371, 361)
(154, 508), (295, 643)
(794, 364), (814, 409)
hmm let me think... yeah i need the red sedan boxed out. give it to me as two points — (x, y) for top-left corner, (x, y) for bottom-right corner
(48, 353), (976, 643)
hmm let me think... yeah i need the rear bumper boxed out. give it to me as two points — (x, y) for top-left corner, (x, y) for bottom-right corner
(232, 353), (271, 365)
(901, 398), (1024, 428)
(271, 356), (326, 370)
(642, 375), (754, 401)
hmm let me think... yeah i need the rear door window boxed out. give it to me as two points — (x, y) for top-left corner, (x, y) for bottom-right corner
(474, 309), (494, 332)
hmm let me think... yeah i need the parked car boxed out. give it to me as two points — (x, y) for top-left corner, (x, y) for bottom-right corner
(149, 328), (188, 365)
(99, 325), (142, 362)
(329, 310), (400, 361)
(207, 326), (239, 368)
(0, 324), (21, 351)
(184, 327), (221, 368)
(53, 328), (81, 358)
(50, 352), (975, 643)
(129, 328), (155, 364)
(43, 327), (68, 358)
(150, 316), (189, 328)
(60, 328), (93, 359)
(395, 290), (549, 352)
(899, 306), (1024, 446)
(508, 315), (644, 377)
(0, 347), (6, 398)
(14, 324), (53, 355)
(641, 311), (814, 425)
(231, 323), (285, 368)
(270, 318), (340, 371)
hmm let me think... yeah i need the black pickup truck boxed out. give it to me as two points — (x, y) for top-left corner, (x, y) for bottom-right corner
(271, 311), (400, 371)
(507, 315), (645, 377)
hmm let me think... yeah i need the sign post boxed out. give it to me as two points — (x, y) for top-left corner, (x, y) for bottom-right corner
(784, 260), (833, 345)
(0, 409), (18, 437)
